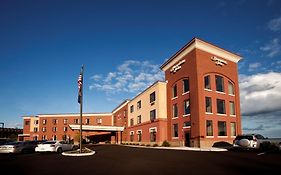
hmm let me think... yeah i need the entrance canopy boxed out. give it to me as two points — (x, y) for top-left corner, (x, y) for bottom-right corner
(69, 124), (124, 132)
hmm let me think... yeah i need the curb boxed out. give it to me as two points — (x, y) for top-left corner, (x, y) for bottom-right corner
(62, 147), (96, 156)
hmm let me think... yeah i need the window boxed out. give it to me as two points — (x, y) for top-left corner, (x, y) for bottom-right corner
(63, 119), (68, 125)
(137, 130), (142, 142)
(206, 120), (213, 136)
(183, 121), (191, 127)
(63, 126), (68, 132)
(150, 91), (156, 103)
(34, 120), (39, 125)
(52, 119), (58, 125)
(137, 100), (141, 109)
(150, 128), (156, 142)
(96, 118), (102, 124)
(184, 100), (190, 115)
(215, 75), (224, 92)
(42, 119), (47, 125)
(228, 81), (235, 95)
(130, 132), (134, 142)
(34, 127), (38, 132)
(62, 135), (67, 141)
(85, 118), (90, 124)
(172, 84), (177, 97)
(53, 135), (57, 141)
(217, 99), (226, 114)
(231, 122), (236, 136)
(137, 115), (141, 124)
(218, 121), (227, 136)
(42, 127), (46, 132)
(173, 104), (178, 118)
(25, 120), (30, 125)
(150, 109), (156, 120)
(42, 135), (47, 140)
(130, 105), (134, 113)
(130, 118), (134, 126)
(173, 124), (178, 137)
(229, 101), (235, 115)
(205, 97), (212, 113)
(123, 110), (126, 117)
(52, 127), (57, 132)
(204, 75), (211, 90)
(183, 79), (189, 93)
(74, 119), (79, 124)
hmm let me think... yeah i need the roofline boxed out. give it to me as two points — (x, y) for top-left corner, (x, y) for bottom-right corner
(160, 37), (242, 70)
(112, 99), (130, 114)
(36, 113), (113, 117)
(129, 80), (167, 102)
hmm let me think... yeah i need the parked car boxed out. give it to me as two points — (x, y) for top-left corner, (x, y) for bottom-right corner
(35, 140), (74, 153)
(0, 141), (38, 153)
(0, 138), (14, 145)
(233, 134), (266, 149)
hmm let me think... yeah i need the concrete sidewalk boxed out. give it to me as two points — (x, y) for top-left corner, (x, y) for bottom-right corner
(122, 144), (228, 152)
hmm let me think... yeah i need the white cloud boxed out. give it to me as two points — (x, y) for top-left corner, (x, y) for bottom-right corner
(239, 72), (281, 116)
(90, 60), (164, 94)
(260, 38), (281, 57)
(90, 74), (102, 81)
(268, 16), (281, 32)
(248, 62), (261, 71)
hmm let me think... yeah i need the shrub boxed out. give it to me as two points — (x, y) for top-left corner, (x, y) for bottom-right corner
(161, 140), (170, 147)
(141, 144), (145, 146)
(146, 144), (151, 147)
(153, 143), (158, 147)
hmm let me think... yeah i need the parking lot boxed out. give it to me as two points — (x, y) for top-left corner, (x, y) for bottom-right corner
(0, 144), (280, 175)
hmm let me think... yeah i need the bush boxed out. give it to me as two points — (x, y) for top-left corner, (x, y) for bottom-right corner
(141, 144), (145, 146)
(162, 140), (170, 147)
(146, 144), (151, 147)
(153, 143), (158, 147)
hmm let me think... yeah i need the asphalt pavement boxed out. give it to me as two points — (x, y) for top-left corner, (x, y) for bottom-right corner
(0, 144), (280, 175)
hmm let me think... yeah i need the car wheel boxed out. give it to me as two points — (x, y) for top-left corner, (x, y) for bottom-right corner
(57, 147), (62, 153)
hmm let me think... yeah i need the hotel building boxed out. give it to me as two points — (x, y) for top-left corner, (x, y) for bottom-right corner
(20, 38), (242, 147)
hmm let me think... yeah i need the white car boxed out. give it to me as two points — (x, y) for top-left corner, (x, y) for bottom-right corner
(35, 140), (74, 153)
(233, 134), (266, 149)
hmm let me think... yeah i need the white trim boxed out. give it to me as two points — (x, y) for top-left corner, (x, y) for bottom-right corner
(69, 124), (124, 131)
(171, 96), (178, 100)
(149, 127), (157, 132)
(18, 134), (30, 137)
(217, 113), (227, 116)
(183, 114), (190, 117)
(182, 91), (190, 95)
(204, 88), (212, 92)
(182, 126), (191, 129)
(172, 117), (178, 120)
(229, 94), (235, 97)
(112, 100), (130, 114)
(161, 38), (242, 72)
(230, 115), (236, 117)
(216, 91), (226, 95)
(231, 136), (236, 138)
(205, 112), (213, 115)
(206, 136), (214, 138)
(38, 113), (112, 117)
(217, 136), (228, 138)
(172, 137), (179, 139)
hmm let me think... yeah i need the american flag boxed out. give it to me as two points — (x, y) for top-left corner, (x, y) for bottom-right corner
(77, 65), (84, 104)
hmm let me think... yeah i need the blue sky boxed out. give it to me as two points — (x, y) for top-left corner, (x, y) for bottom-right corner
(1, 0), (281, 137)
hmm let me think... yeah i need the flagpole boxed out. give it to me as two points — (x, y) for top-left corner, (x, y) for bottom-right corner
(79, 65), (84, 153)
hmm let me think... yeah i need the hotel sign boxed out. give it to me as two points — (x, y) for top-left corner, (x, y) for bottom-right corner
(211, 56), (227, 66)
(170, 59), (186, 73)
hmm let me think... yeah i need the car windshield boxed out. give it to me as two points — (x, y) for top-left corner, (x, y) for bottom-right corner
(235, 135), (253, 140)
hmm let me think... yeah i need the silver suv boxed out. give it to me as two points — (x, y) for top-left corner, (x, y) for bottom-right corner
(233, 134), (265, 149)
